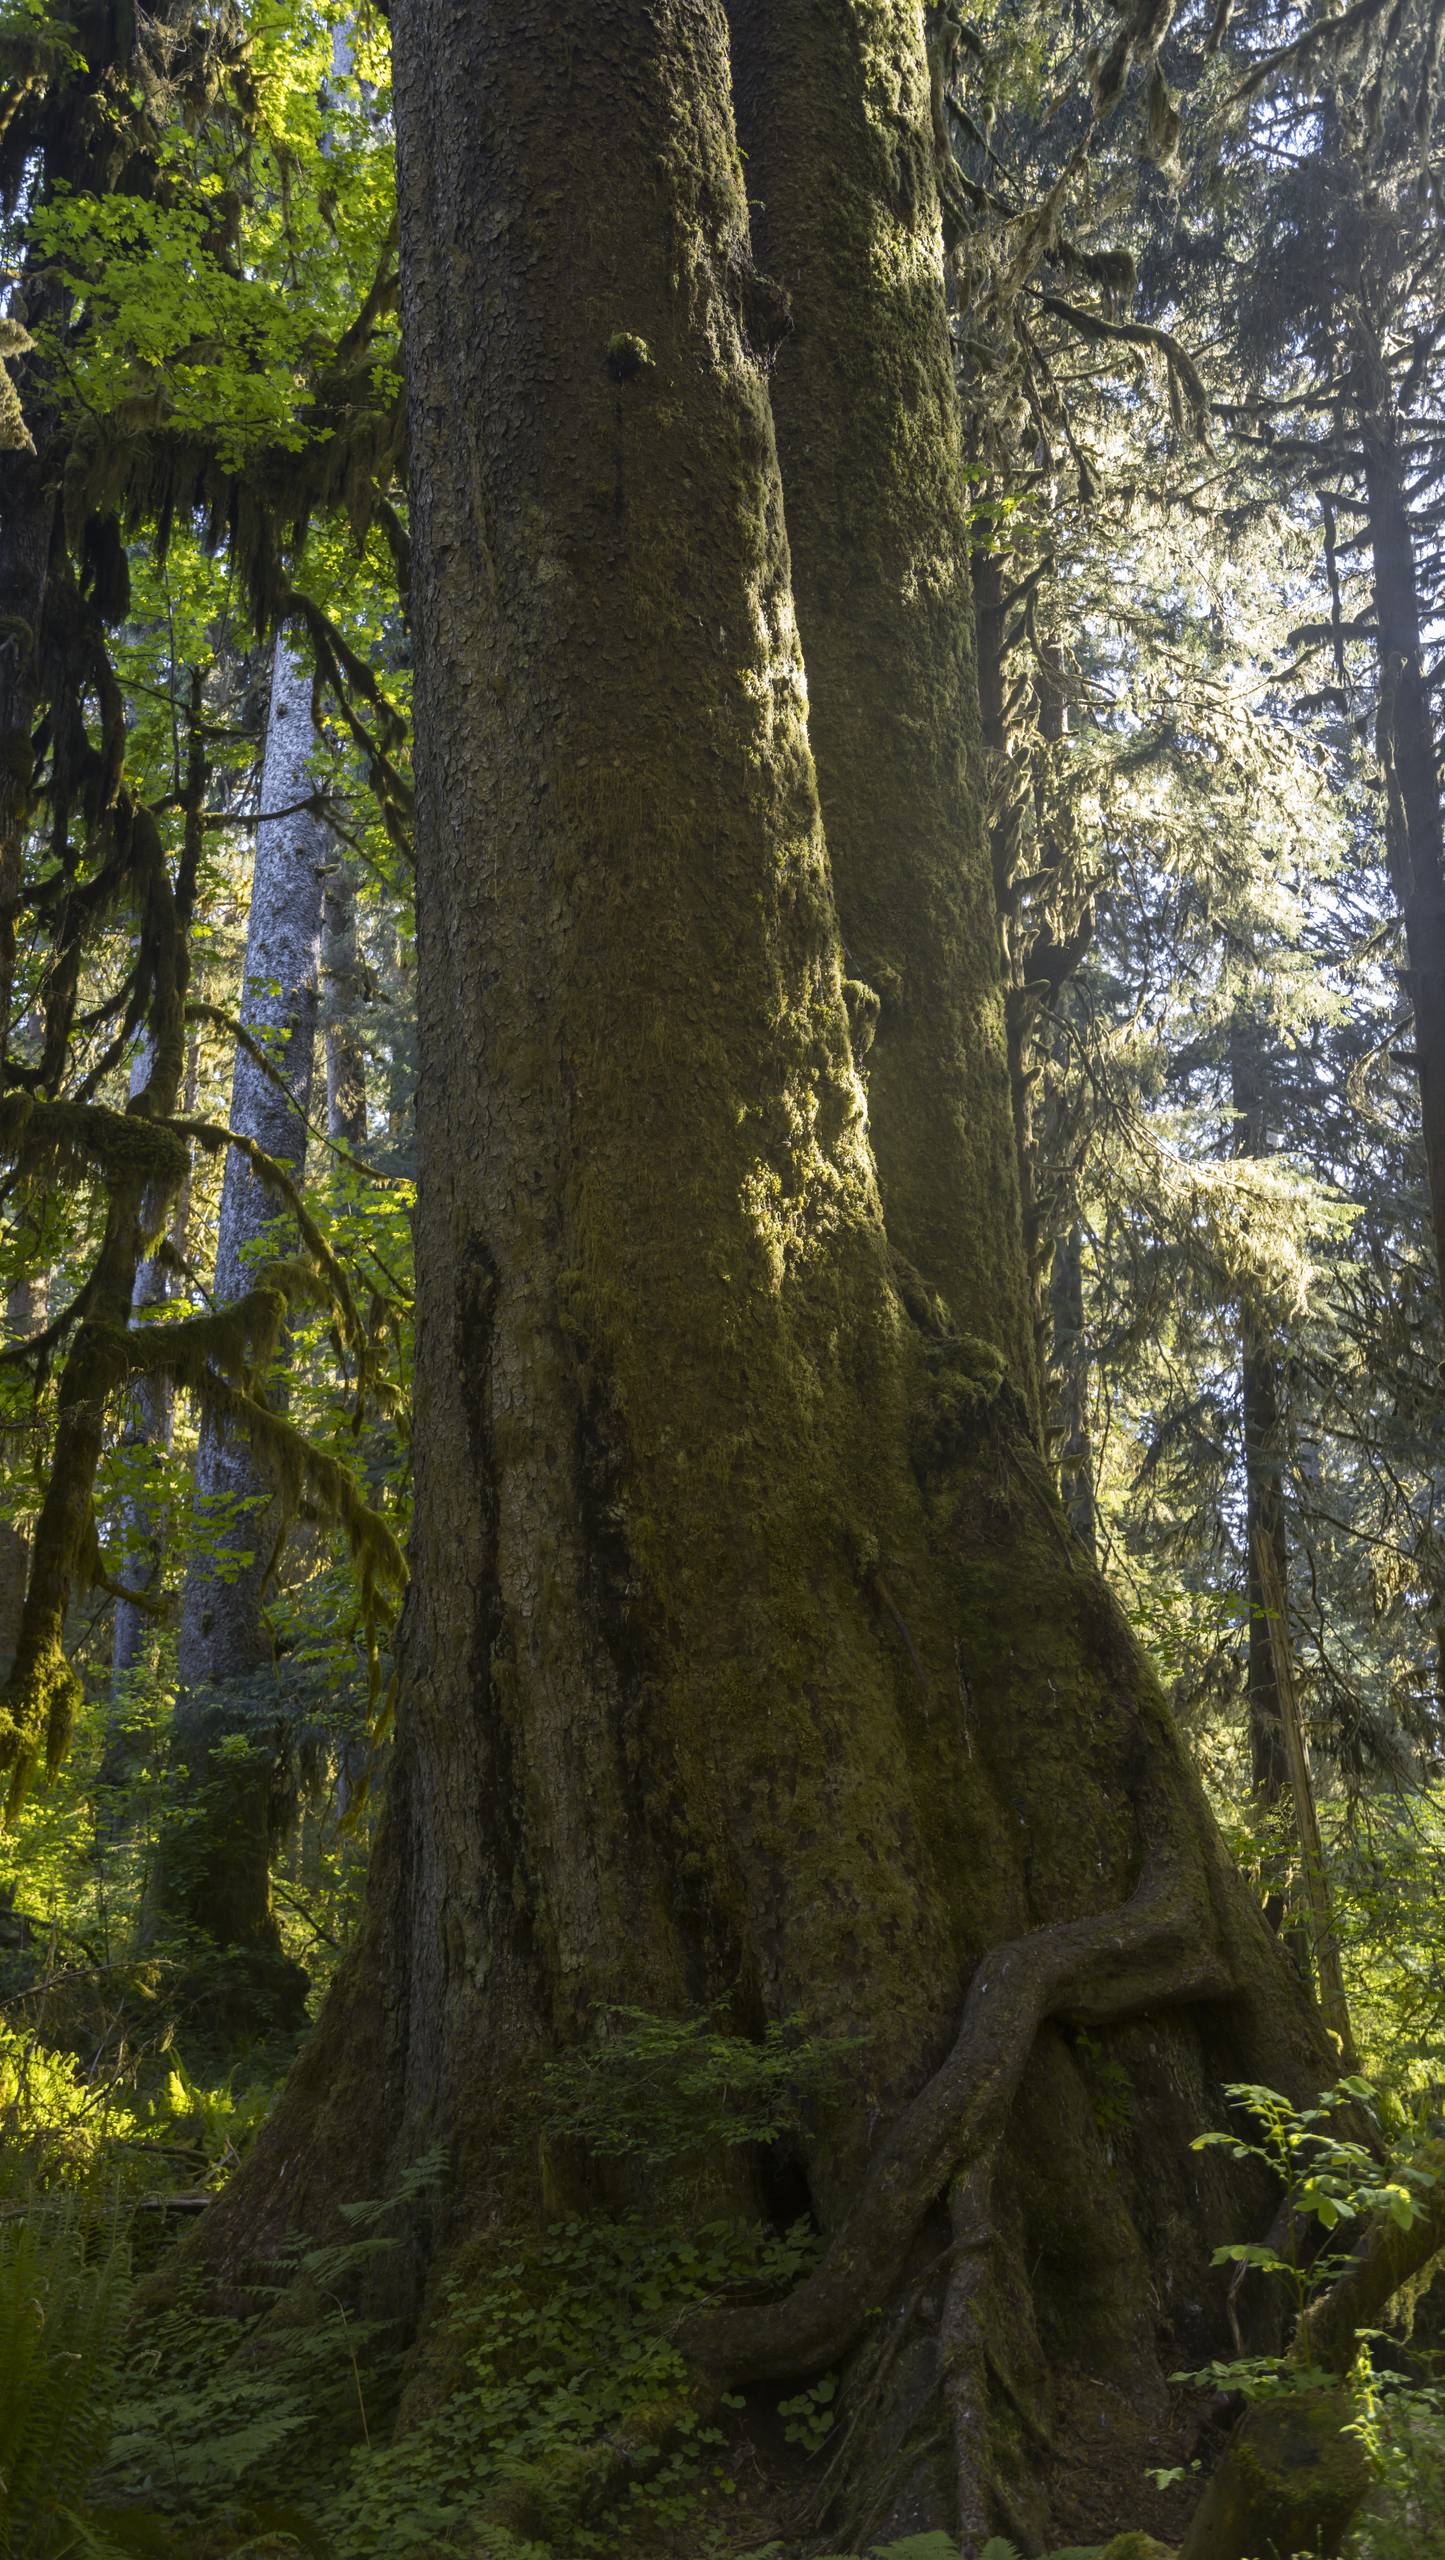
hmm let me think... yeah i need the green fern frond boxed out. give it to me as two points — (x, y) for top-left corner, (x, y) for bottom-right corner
(0, 2194), (132, 2557)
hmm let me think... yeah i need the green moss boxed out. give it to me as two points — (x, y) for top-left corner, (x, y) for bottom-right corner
(0, 1632), (82, 1810)
(842, 975), (881, 1055)
(729, 0), (1037, 1398)
(604, 330), (653, 381)
(0, 1094), (189, 1192)
(177, 1116), (366, 1360)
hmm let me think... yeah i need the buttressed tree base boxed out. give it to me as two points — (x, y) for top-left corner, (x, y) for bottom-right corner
(196, 2), (1352, 2549)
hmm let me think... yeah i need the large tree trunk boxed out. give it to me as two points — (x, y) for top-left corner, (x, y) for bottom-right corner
(154, 627), (325, 2023)
(199, 5), (1338, 2547)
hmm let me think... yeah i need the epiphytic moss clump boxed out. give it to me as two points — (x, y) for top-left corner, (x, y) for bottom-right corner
(605, 330), (653, 382)
(910, 1329), (1012, 1480)
(842, 976), (880, 1057)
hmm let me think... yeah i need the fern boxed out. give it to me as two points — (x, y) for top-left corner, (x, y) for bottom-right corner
(0, 2192), (131, 2557)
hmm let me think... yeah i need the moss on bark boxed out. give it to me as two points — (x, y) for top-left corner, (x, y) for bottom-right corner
(727, 0), (1035, 1397)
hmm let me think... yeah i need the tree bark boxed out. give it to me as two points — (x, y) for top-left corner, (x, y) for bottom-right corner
(156, 627), (325, 2020)
(197, 6), (1340, 2546)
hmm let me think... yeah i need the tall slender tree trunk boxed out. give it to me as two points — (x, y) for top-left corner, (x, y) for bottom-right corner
(201, 8), (1339, 2547)
(1231, 1021), (1293, 1838)
(5, 1269), (47, 1338)
(109, 1276), (172, 1705)
(0, 1261), (38, 1679)
(1356, 323), (1445, 1298)
(321, 853), (370, 1822)
(109, 1035), (197, 1709)
(973, 538), (1052, 1389)
(322, 858), (368, 1153)
(1049, 1220), (1098, 1559)
(0, 455), (52, 1067)
(972, 540), (1089, 1397)
(154, 628), (325, 2023)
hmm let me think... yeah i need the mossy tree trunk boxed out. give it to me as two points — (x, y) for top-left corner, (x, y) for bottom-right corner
(201, 4), (1342, 2546)
(0, 454), (51, 1066)
(726, 0), (1034, 1396)
(105, 1039), (184, 1823)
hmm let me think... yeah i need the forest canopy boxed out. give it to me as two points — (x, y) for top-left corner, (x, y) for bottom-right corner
(2, 1), (1445, 2556)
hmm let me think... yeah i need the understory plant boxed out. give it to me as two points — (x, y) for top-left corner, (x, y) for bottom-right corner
(1176, 2077), (1445, 2539)
(0, 2187), (131, 2558)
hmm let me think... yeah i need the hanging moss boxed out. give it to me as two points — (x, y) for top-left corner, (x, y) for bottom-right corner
(0, 313), (34, 453)
(176, 1117), (369, 1365)
(0, 1093), (190, 1191)
(115, 1283), (292, 1384)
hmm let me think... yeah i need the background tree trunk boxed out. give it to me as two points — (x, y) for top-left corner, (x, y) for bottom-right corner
(1356, 322), (1445, 1298)
(1049, 1219), (1098, 1560)
(322, 857), (368, 1153)
(109, 1032), (200, 1718)
(0, 455), (52, 1064)
(199, 6), (1340, 2545)
(155, 627), (325, 2023)
(1231, 1018), (1294, 1841)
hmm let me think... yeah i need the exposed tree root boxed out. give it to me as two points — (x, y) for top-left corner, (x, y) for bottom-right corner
(678, 1821), (1233, 2393)
(940, 2151), (1001, 2545)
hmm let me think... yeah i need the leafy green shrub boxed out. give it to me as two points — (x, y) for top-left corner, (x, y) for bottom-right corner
(1352, 2400), (1445, 2558)
(540, 2007), (857, 2164)
(0, 2026), (147, 2186)
(147, 2059), (277, 2186)
(1179, 2075), (1444, 2403)
(323, 2212), (820, 2558)
(1162, 2077), (1445, 2557)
